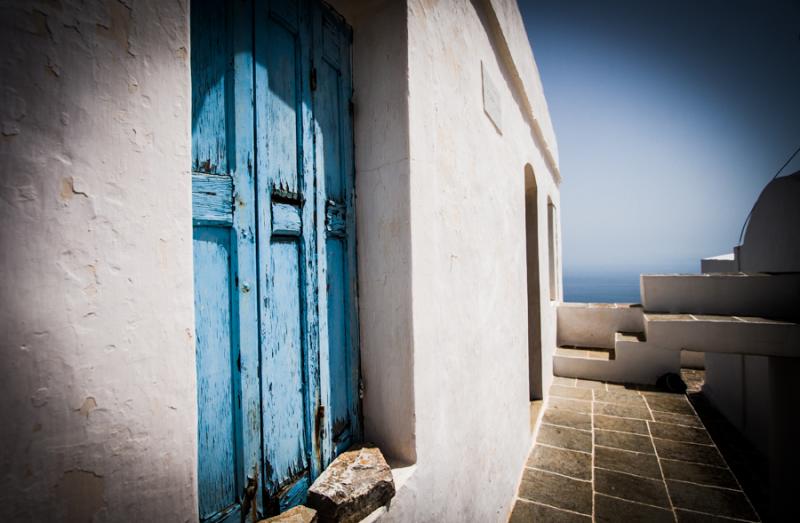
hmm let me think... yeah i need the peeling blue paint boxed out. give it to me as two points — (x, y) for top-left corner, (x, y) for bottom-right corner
(192, 0), (359, 518)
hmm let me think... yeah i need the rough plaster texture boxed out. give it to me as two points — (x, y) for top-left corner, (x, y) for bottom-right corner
(0, 1), (195, 521)
(375, 1), (562, 521)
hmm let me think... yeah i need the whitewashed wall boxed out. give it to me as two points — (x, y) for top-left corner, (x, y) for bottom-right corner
(380, 0), (562, 520)
(0, 1), (196, 521)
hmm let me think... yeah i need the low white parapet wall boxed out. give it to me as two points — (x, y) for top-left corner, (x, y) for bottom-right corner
(557, 303), (644, 349)
(701, 253), (737, 273)
(641, 273), (800, 321)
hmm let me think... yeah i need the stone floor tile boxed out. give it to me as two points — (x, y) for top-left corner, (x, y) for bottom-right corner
(645, 394), (696, 416)
(552, 376), (577, 387)
(594, 468), (671, 508)
(549, 396), (592, 414)
(527, 445), (592, 480)
(661, 459), (739, 489)
(593, 414), (649, 435)
(514, 375), (762, 523)
(518, 468), (592, 515)
(595, 446), (662, 479)
(537, 424), (592, 453)
(653, 438), (725, 467)
(575, 379), (605, 389)
(509, 499), (591, 523)
(667, 480), (758, 521)
(549, 385), (593, 401)
(594, 389), (646, 406)
(595, 429), (655, 454)
(652, 410), (704, 428)
(542, 408), (592, 431)
(649, 421), (712, 444)
(674, 508), (756, 522)
(595, 493), (674, 523)
(594, 402), (652, 421)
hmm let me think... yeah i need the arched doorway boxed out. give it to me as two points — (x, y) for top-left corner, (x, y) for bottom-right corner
(525, 165), (543, 400)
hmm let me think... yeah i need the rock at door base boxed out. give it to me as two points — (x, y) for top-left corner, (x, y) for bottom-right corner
(306, 444), (396, 523)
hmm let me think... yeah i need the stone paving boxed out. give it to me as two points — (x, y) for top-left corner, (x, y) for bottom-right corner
(510, 377), (761, 522)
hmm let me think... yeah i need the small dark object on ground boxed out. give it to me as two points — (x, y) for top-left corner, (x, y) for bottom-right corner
(657, 373), (687, 393)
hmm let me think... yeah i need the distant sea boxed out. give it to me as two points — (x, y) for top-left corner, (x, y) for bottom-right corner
(563, 272), (642, 304)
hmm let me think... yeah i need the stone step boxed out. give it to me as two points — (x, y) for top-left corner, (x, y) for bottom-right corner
(615, 331), (645, 343)
(553, 331), (680, 386)
(555, 345), (614, 361)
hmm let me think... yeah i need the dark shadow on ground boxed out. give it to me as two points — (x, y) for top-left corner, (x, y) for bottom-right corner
(683, 370), (771, 522)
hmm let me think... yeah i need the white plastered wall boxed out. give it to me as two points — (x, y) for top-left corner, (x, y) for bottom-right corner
(0, 1), (196, 521)
(381, 0), (561, 520)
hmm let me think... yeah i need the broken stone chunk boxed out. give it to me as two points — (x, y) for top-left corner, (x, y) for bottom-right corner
(306, 444), (396, 523)
(258, 505), (318, 523)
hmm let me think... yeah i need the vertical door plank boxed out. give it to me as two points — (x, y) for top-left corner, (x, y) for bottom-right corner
(230, 0), (262, 516)
(192, 2), (242, 521)
(312, 4), (361, 462)
(193, 226), (237, 519)
(192, 1), (259, 521)
(261, 241), (309, 488)
(191, 0), (227, 174)
(255, 0), (320, 510)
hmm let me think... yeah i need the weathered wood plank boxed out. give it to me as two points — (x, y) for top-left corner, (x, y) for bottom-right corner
(261, 6), (299, 194)
(192, 174), (233, 226)
(191, 0), (227, 174)
(192, 2), (244, 521)
(192, 1), (259, 520)
(255, 0), (315, 508)
(261, 241), (309, 490)
(230, 0), (262, 516)
(272, 202), (302, 237)
(193, 226), (237, 519)
(312, 2), (361, 460)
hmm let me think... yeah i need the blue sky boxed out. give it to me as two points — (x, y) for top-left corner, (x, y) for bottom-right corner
(519, 0), (800, 275)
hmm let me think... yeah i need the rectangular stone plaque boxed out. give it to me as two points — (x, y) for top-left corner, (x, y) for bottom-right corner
(482, 61), (502, 132)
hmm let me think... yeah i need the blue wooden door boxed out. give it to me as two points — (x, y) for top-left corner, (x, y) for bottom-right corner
(192, 0), (359, 519)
